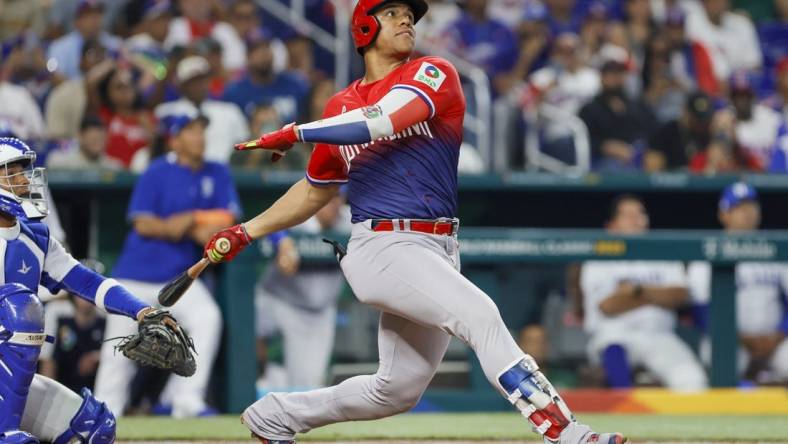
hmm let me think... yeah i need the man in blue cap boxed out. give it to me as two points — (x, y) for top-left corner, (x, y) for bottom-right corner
(94, 112), (238, 417)
(717, 182), (788, 382)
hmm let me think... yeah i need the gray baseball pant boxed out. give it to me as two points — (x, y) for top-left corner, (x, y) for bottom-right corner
(242, 222), (524, 439)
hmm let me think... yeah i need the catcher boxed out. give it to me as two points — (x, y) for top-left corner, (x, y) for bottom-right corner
(0, 137), (195, 444)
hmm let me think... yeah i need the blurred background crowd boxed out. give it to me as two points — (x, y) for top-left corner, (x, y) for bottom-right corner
(2, 0), (787, 417)
(0, 0), (786, 174)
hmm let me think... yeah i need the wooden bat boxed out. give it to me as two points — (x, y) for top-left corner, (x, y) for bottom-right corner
(157, 237), (231, 306)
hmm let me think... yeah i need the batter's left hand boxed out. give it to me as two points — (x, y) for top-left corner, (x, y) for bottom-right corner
(204, 224), (253, 263)
(235, 123), (299, 162)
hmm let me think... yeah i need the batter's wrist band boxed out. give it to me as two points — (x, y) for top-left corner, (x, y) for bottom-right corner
(239, 223), (253, 244)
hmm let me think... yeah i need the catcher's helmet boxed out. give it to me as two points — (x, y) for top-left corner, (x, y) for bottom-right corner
(0, 137), (49, 220)
(351, 0), (428, 54)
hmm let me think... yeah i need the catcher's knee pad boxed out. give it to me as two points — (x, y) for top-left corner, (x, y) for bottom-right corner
(53, 388), (116, 444)
(0, 283), (45, 435)
(497, 355), (574, 442)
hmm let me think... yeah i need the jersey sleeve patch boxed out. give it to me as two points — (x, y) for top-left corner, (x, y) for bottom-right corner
(413, 61), (447, 92)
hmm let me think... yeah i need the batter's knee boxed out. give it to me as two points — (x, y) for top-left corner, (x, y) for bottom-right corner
(368, 373), (427, 415)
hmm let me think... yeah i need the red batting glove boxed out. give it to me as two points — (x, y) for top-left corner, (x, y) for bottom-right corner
(234, 123), (299, 162)
(204, 224), (252, 263)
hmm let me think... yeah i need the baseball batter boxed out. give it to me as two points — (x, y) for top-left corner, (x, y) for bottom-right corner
(204, 1), (625, 443)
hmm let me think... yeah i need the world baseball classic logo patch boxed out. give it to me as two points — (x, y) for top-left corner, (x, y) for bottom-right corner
(362, 105), (382, 119)
(414, 62), (446, 92)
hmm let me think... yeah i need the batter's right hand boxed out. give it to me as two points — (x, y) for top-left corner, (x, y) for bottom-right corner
(234, 123), (299, 163)
(204, 224), (252, 263)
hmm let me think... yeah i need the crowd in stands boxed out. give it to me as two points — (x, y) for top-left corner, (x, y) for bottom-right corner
(0, 0), (324, 173)
(420, 0), (788, 172)
(0, 0), (786, 174)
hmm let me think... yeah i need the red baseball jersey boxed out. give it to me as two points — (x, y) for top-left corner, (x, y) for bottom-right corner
(306, 56), (466, 223)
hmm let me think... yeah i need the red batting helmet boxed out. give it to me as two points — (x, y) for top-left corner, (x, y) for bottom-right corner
(351, 0), (428, 54)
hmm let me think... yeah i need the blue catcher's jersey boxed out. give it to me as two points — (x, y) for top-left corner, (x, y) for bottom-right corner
(0, 220), (148, 319)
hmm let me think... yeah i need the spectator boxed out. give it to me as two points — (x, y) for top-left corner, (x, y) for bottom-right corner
(255, 194), (352, 390)
(662, 7), (720, 97)
(578, 60), (657, 170)
(164, 0), (247, 72)
(493, 3), (551, 95)
(729, 71), (783, 168)
(685, 0), (762, 82)
(230, 104), (282, 170)
(1, 32), (59, 109)
(223, 37), (310, 122)
(592, 24), (640, 96)
(285, 34), (316, 83)
(488, 0), (538, 30)
(94, 112), (236, 418)
(0, 67), (46, 140)
(45, 39), (109, 139)
(125, 0), (174, 75)
(523, 33), (600, 161)
(39, 293), (106, 393)
(688, 108), (762, 173)
(444, 0), (519, 95)
(578, 1), (609, 64)
(155, 55), (249, 163)
(647, 91), (715, 171)
(417, 0), (462, 47)
(641, 33), (686, 123)
(194, 36), (229, 99)
(46, 115), (123, 170)
(623, 0), (656, 69)
(705, 183), (788, 382)
(46, 0), (122, 79)
(0, 0), (48, 40)
(90, 67), (156, 168)
(543, 0), (582, 36)
(578, 194), (708, 391)
(763, 58), (788, 120)
(48, 0), (128, 35)
(227, 0), (288, 74)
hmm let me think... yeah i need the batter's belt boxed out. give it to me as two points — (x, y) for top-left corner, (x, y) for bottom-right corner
(368, 218), (459, 236)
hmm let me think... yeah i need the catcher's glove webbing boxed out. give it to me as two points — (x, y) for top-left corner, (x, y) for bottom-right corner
(114, 309), (197, 377)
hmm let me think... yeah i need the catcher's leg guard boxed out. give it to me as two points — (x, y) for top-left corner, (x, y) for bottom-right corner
(0, 283), (46, 444)
(497, 355), (574, 443)
(52, 388), (116, 444)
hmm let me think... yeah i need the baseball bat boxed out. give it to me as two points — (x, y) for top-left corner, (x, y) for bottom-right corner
(157, 237), (231, 306)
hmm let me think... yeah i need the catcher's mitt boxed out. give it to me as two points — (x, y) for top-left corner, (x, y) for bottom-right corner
(115, 309), (196, 377)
